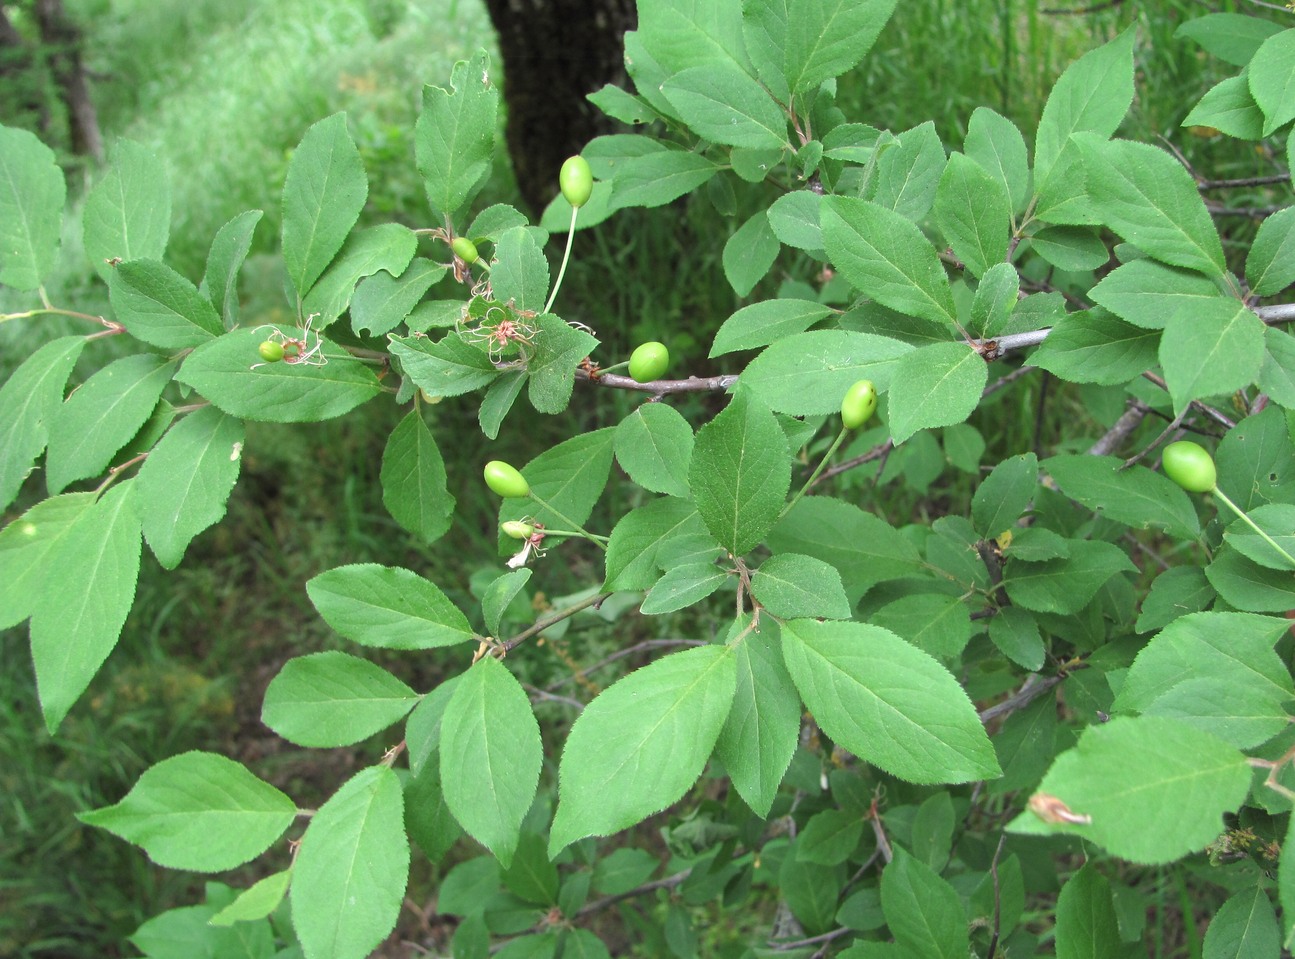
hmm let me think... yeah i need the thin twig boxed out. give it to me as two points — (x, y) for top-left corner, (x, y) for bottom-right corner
(574, 870), (691, 919)
(1198, 173), (1290, 190)
(578, 368), (739, 395)
(544, 638), (707, 691)
(1087, 400), (1151, 457)
(978, 673), (1065, 725)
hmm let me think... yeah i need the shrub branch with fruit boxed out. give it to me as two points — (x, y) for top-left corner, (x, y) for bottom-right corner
(3, 1), (1295, 956)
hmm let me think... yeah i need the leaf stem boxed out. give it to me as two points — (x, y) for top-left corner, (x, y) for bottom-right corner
(542, 205), (579, 315)
(527, 491), (606, 551)
(780, 426), (848, 520)
(502, 591), (610, 652)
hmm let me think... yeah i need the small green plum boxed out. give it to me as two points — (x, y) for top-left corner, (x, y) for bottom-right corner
(484, 460), (530, 498)
(559, 156), (594, 209)
(451, 236), (479, 264)
(841, 380), (878, 429)
(628, 342), (669, 383)
(1161, 441), (1217, 493)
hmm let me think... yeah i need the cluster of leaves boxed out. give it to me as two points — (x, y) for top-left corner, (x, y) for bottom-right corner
(4, 1), (1295, 956)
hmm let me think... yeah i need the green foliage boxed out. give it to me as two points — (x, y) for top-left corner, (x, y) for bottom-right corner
(7, 1), (1295, 956)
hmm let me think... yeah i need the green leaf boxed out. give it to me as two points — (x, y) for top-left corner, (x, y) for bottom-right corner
(716, 620), (799, 817)
(1203, 887), (1280, 959)
(723, 210), (780, 296)
(291, 766), (409, 959)
(0, 492), (95, 630)
(710, 299), (833, 357)
(482, 569), (531, 638)
(593, 848), (660, 896)
(1249, 30), (1295, 136)
(635, 0), (750, 79)
(872, 120), (946, 222)
(739, 330), (913, 415)
(871, 593), (973, 660)
(416, 50), (499, 221)
(965, 107), (1030, 213)
(988, 606), (1045, 671)
(969, 262), (1020, 338)
(178, 327), (382, 423)
(1055, 866), (1125, 959)
(1177, 13), (1284, 66)
(604, 497), (706, 592)
(1031, 308), (1160, 386)
(1216, 405), (1295, 512)
(208, 871), (292, 927)
(491, 227), (550, 315)
(549, 644), (736, 855)
(45, 353), (175, 494)
(30, 481), (141, 731)
(1034, 28), (1135, 221)
(822, 196), (957, 327)
(78, 752), (295, 872)
(639, 562), (728, 615)
(135, 407), (244, 569)
(405, 678), (460, 778)
(1027, 225), (1110, 272)
(351, 258), (444, 337)
(972, 452), (1038, 539)
(1159, 297), (1265, 414)
(1136, 566), (1214, 633)
(503, 833), (560, 906)
(302, 223), (417, 326)
(1007, 716), (1250, 864)
(109, 259), (224, 349)
(798, 809), (864, 866)
(1088, 259), (1223, 329)
(1207, 547), (1295, 613)
(1078, 135), (1226, 277)
(887, 342), (987, 445)
(609, 151), (719, 209)
(766, 190), (823, 250)
(405, 756), (461, 863)
(479, 370), (527, 439)
(1005, 540), (1136, 615)
(526, 314), (600, 415)
(1183, 75), (1265, 140)
(1248, 206), (1295, 296)
(83, 140), (170, 282)
(0, 336), (84, 510)
(440, 657), (542, 867)
(661, 65), (788, 150)
(880, 850), (969, 959)
(752, 553), (851, 620)
(498, 427), (615, 536)
(1043, 454), (1200, 539)
(781, 618), (1000, 783)
(381, 410), (455, 545)
(1225, 503), (1295, 570)
(1115, 611), (1292, 749)
(262, 651), (419, 748)
(688, 388), (790, 555)
(768, 497), (922, 604)
(306, 563), (474, 649)
(781, 0), (898, 95)
(281, 113), (368, 298)
(202, 208), (263, 329)
(587, 83), (663, 125)
(934, 152), (1010, 278)
(614, 403), (694, 498)
(389, 332), (500, 399)
(0, 124), (65, 289)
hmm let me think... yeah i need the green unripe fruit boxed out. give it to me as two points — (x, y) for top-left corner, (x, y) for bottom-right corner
(1161, 440), (1217, 493)
(841, 380), (878, 429)
(559, 155), (594, 209)
(451, 236), (479, 264)
(258, 340), (286, 363)
(502, 520), (536, 540)
(484, 460), (530, 498)
(628, 342), (669, 383)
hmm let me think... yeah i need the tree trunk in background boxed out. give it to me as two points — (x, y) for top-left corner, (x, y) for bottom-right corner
(34, 0), (103, 161)
(482, 0), (636, 214)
